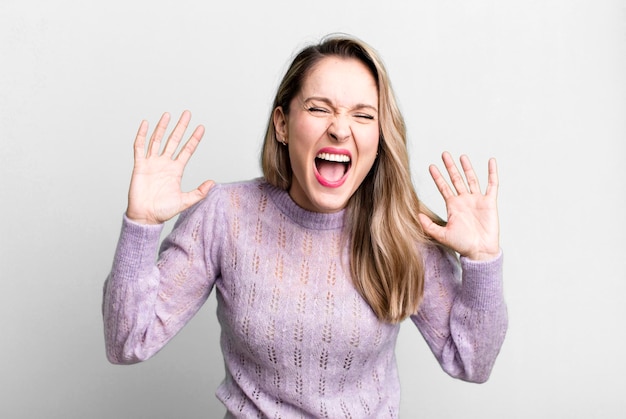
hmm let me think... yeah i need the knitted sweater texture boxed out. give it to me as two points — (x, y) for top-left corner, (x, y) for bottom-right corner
(103, 178), (507, 418)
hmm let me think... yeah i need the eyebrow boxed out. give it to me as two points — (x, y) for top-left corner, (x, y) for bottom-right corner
(303, 96), (378, 113)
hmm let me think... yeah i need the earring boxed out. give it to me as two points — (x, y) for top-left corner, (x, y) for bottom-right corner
(280, 137), (287, 146)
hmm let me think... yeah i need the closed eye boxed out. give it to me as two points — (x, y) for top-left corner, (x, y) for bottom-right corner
(308, 107), (330, 114)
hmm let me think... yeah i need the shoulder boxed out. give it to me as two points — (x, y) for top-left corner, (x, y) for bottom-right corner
(190, 178), (265, 209)
(205, 178), (271, 211)
(174, 178), (266, 227)
(172, 179), (270, 248)
(207, 177), (267, 199)
(183, 178), (279, 225)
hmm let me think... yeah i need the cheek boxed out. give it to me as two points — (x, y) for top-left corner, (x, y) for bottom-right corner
(357, 126), (380, 156)
(290, 114), (324, 141)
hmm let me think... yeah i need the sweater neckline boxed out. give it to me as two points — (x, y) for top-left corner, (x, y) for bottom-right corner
(263, 180), (345, 231)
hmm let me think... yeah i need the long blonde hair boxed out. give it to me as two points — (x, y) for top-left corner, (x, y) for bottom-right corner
(261, 35), (444, 323)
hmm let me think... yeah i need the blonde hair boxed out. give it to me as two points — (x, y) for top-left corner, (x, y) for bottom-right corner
(261, 35), (444, 323)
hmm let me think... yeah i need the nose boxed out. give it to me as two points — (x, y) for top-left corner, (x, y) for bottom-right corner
(327, 115), (351, 142)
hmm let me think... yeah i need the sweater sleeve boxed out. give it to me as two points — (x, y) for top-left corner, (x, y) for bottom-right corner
(410, 245), (508, 383)
(102, 190), (223, 364)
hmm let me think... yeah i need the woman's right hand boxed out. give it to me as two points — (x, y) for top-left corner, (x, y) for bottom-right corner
(125, 110), (214, 225)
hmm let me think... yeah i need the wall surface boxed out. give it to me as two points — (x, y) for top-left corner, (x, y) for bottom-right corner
(1, 1), (625, 418)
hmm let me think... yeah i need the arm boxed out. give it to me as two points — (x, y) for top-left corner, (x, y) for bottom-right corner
(411, 246), (507, 383)
(415, 152), (507, 382)
(102, 206), (219, 364)
(102, 111), (217, 364)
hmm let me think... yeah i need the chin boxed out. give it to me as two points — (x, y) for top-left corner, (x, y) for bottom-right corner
(290, 173), (358, 213)
(308, 188), (353, 213)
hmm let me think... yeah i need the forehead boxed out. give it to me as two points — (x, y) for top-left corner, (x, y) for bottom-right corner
(300, 56), (378, 105)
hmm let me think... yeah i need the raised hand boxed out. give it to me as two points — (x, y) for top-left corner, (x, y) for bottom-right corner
(418, 152), (500, 261)
(125, 110), (214, 225)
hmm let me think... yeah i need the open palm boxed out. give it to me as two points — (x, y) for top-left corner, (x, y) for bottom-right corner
(419, 152), (500, 261)
(126, 111), (214, 225)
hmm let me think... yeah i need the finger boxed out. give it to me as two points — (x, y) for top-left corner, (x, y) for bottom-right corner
(180, 180), (215, 211)
(429, 164), (455, 200)
(442, 151), (469, 194)
(485, 157), (499, 198)
(176, 124), (205, 165)
(147, 112), (171, 157)
(163, 110), (192, 156)
(133, 120), (149, 160)
(418, 213), (447, 245)
(459, 154), (481, 194)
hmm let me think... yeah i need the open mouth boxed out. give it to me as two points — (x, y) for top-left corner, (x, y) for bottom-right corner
(314, 152), (351, 186)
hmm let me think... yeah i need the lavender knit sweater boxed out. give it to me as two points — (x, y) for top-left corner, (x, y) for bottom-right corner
(103, 178), (507, 418)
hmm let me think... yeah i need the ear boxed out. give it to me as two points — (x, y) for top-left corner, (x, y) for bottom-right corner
(273, 106), (288, 144)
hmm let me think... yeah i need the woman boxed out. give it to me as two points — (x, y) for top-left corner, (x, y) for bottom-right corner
(103, 35), (507, 418)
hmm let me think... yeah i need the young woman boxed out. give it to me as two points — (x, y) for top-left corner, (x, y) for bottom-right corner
(103, 35), (507, 418)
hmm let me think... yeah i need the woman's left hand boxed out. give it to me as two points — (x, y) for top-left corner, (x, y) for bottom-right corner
(418, 152), (500, 261)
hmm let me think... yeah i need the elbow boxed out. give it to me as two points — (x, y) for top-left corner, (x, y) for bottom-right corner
(462, 368), (492, 384)
(105, 339), (153, 365)
(459, 343), (506, 384)
(443, 361), (492, 384)
(105, 346), (143, 365)
(459, 342), (507, 384)
(442, 335), (506, 384)
(106, 351), (138, 366)
(103, 323), (158, 365)
(444, 360), (494, 384)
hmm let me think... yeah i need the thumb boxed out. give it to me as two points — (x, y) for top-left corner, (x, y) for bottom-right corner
(418, 213), (446, 244)
(197, 179), (215, 196)
(181, 180), (215, 211)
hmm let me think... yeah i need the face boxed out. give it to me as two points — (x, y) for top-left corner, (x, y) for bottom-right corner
(273, 57), (380, 213)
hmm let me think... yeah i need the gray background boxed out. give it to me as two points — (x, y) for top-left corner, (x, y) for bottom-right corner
(1, 0), (625, 418)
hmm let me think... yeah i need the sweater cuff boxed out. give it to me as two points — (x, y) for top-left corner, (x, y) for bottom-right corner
(113, 215), (165, 273)
(459, 251), (504, 311)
